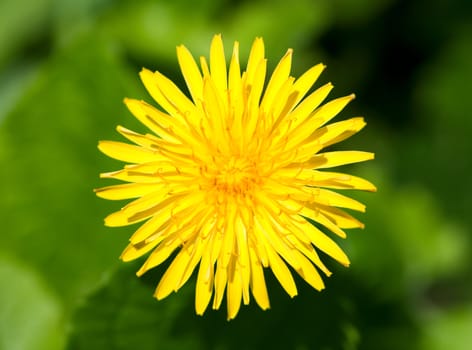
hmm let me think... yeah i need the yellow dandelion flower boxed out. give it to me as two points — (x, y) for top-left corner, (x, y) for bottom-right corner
(95, 34), (376, 320)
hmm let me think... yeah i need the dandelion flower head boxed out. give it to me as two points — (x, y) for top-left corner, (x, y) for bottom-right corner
(95, 34), (376, 320)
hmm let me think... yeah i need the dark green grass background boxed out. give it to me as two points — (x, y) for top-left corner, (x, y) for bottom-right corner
(1, 0), (471, 349)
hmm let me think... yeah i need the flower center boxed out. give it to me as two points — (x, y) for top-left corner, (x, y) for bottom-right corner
(204, 155), (263, 198)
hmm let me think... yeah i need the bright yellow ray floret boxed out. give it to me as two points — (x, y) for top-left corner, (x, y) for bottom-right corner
(95, 34), (376, 320)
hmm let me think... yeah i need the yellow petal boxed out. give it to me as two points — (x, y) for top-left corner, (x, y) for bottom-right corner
(98, 140), (158, 163)
(137, 231), (187, 276)
(235, 213), (250, 305)
(154, 243), (194, 300)
(116, 125), (195, 159)
(94, 182), (161, 200)
(139, 68), (177, 116)
(291, 63), (326, 106)
(115, 125), (161, 149)
(292, 249), (325, 291)
(228, 41), (244, 150)
(313, 117), (366, 148)
(228, 40), (242, 107)
(177, 237), (207, 290)
(212, 261), (227, 310)
(226, 258), (243, 320)
(129, 197), (210, 253)
(300, 205), (348, 238)
(202, 77), (228, 152)
(210, 224), (223, 264)
(295, 217), (350, 266)
(245, 37), (265, 85)
(287, 119), (366, 163)
(105, 189), (193, 227)
(199, 55), (210, 76)
(123, 98), (181, 143)
(312, 151), (375, 169)
(243, 58), (266, 143)
(195, 234), (215, 315)
(281, 82), (333, 133)
(104, 190), (176, 227)
(219, 203), (237, 268)
(244, 38), (267, 136)
(209, 34), (228, 106)
(151, 72), (204, 133)
(156, 71), (197, 113)
(100, 166), (192, 184)
(140, 69), (201, 130)
(129, 210), (172, 244)
(120, 240), (160, 262)
(316, 188), (366, 212)
(280, 168), (376, 192)
(312, 171), (377, 192)
(311, 94), (356, 127)
(248, 244), (270, 310)
(284, 93), (353, 150)
(177, 44), (203, 104)
(284, 232), (331, 276)
(269, 77), (295, 128)
(265, 243), (297, 297)
(240, 206), (269, 268)
(314, 204), (365, 229)
(255, 207), (301, 271)
(260, 49), (293, 113)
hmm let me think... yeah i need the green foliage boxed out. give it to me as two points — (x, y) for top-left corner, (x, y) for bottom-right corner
(1, 0), (471, 349)
(0, 32), (140, 308)
(0, 255), (64, 350)
(67, 261), (417, 350)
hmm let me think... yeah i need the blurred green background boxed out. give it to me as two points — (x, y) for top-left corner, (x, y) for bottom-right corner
(1, 0), (471, 349)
